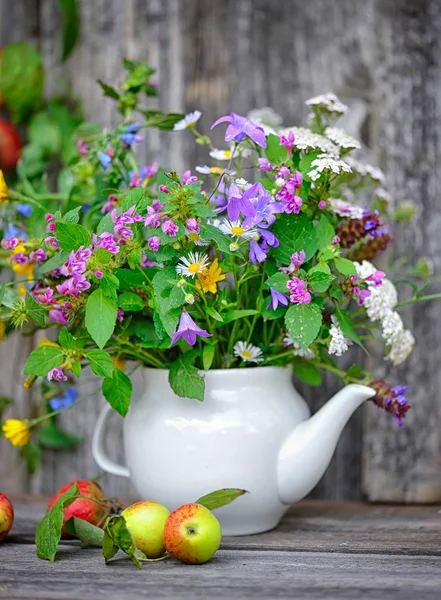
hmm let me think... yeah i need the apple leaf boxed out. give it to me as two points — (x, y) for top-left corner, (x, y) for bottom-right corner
(63, 517), (104, 548)
(102, 515), (148, 569)
(195, 488), (249, 511)
(35, 483), (79, 562)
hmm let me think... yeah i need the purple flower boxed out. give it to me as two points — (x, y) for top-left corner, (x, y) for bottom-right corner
(318, 200), (327, 210)
(77, 139), (88, 157)
(181, 170), (198, 185)
(291, 172), (303, 189)
(169, 311), (212, 347)
(44, 236), (60, 249)
(258, 157), (272, 172)
(225, 183), (256, 221)
(242, 183), (282, 228)
(162, 219), (179, 237)
(47, 367), (67, 382)
(95, 270), (103, 279)
(49, 387), (78, 411)
(120, 125), (143, 145)
(283, 195), (303, 214)
(1, 235), (18, 249)
(101, 195), (118, 214)
(10, 252), (28, 265)
(186, 218), (200, 233)
(36, 288), (54, 305)
(29, 248), (47, 263)
(144, 206), (161, 228)
(352, 286), (371, 306)
(48, 308), (69, 325)
(211, 112), (267, 148)
(159, 185), (170, 194)
(56, 276), (91, 297)
(366, 270), (386, 286)
(249, 240), (267, 264)
(94, 232), (120, 254)
(280, 131), (295, 152)
(277, 166), (291, 179)
(114, 224), (134, 239)
(147, 236), (161, 251)
(332, 235), (340, 246)
(291, 250), (306, 269)
(117, 308), (124, 322)
(287, 277), (311, 304)
(4, 225), (25, 240)
(99, 152), (112, 169)
(16, 204), (33, 217)
(267, 288), (289, 311)
(258, 227), (279, 249)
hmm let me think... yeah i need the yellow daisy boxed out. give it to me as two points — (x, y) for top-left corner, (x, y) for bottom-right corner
(0, 169), (8, 203)
(2, 419), (31, 447)
(197, 258), (226, 294)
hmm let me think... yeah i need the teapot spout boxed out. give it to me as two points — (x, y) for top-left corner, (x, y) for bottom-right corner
(277, 384), (375, 504)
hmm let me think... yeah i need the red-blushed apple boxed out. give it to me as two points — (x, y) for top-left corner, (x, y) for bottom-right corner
(121, 500), (170, 559)
(163, 503), (222, 564)
(0, 493), (14, 542)
(46, 479), (107, 538)
(0, 119), (21, 171)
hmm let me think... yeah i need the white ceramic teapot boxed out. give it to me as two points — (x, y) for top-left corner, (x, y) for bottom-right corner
(92, 366), (374, 535)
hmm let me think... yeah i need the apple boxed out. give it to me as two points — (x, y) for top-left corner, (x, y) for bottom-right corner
(47, 479), (107, 538)
(0, 493), (14, 542)
(163, 503), (222, 564)
(0, 119), (21, 171)
(121, 500), (170, 559)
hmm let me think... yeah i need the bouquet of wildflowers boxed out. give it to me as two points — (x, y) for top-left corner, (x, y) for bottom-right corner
(1, 60), (440, 454)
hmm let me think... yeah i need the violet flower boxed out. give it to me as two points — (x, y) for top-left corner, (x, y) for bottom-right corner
(147, 236), (161, 251)
(169, 311), (212, 347)
(47, 367), (67, 382)
(225, 183), (256, 221)
(48, 308), (69, 325)
(280, 131), (295, 152)
(242, 183), (282, 228)
(267, 288), (289, 311)
(211, 113), (267, 148)
(49, 388), (78, 411)
(249, 240), (267, 264)
(258, 157), (272, 172)
(99, 152), (112, 169)
(29, 249), (47, 263)
(287, 277), (311, 304)
(162, 219), (179, 237)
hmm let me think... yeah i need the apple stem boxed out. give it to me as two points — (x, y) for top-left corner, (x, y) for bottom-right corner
(140, 554), (171, 563)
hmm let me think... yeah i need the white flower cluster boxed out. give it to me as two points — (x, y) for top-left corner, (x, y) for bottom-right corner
(308, 154), (352, 182)
(355, 261), (414, 366)
(329, 198), (364, 219)
(283, 334), (315, 359)
(324, 127), (361, 150)
(247, 107), (283, 129)
(279, 126), (338, 155)
(345, 157), (385, 184)
(328, 316), (351, 357)
(305, 93), (348, 115)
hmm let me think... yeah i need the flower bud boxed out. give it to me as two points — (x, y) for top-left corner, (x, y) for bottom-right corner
(229, 242), (240, 252)
(185, 293), (195, 304)
(172, 242), (181, 250)
(177, 278), (187, 288)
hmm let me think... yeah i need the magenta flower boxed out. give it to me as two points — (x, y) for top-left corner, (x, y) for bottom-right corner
(101, 195), (118, 214)
(277, 166), (291, 179)
(117, 308), (124, 322)
(332, 235), (340, 246)
(56, 276), (91, 297)
(48, 308), (69, 325)
(94, 232), (120, 254)
(186, 218), (200, 233)
(287, 277), (311, 304)
(267, 288), (289, 311)
(258, 157), (272, 172)
(36, 288), (54, 305)
(147, 236), (161, 251)
(367, 270), (386, 286)
(283, 195), (303, 214)
(47, 367), (67, 382)
(280, 131), (295, 152)
(162, 219), (179, 237)
(29, 249), (47, 263)
(77, 139), (88, 157)
(181, 170), (198, 185)
(44, 236), (60, 250)
(318, 200), (327, 210)
(159, 185), (170, 194)
(95, 270), (103, 279)
(144, 206), (161, 228)
(211, 113), (267, 148)
(353, 286), (371, 306)
(169, 311), (212, 347)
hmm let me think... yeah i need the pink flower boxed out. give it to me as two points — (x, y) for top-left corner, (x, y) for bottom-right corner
(367, 270), (386, 286)
(47, 367), (67, 382)
(48, 309), (69, 325)
(286, 277), (311, 304)
(186, 218), (200, 233)
(94, 232), (120, 254)
(280, 131), (295, 152)
(318, 200), (327, 209)
(283, 195), (303, 214)
(332, 235), (340, 246)
(117, 308), (124, 322)
(36, 288), (54, 305)
(144, 206), (161, 228)
(46, 222), (56, 233)
(95, 270), (103, 279)
(258, 157), (272, 172)
(29, 248), (47, 263)
(147, 236), (161, 252)
(159, 185), (170, 194)
(44, 236), (60, 250)
(162, 219), (179, 237)
(76, 139), (88, 157)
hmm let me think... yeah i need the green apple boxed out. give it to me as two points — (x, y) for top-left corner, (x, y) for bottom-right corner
(163, 503), (222, 564)
(0, 493), (14, 542)
(121, 500), (170, 558)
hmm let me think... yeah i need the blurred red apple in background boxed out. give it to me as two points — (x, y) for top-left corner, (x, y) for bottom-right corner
(121, 500), (170, 558)
(0, 119), (21, 171)
(0, 493), (14, 542)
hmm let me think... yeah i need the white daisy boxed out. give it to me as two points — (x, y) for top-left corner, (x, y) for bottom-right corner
(185, 229), (209, 246)
(219, 219), (258, 240)
(234, 341), (263, 363)
(209, 145), (239, 161)
(173, 110), (202, 131)
(195, 165), (224, 176)
(176, 252), (210, 278)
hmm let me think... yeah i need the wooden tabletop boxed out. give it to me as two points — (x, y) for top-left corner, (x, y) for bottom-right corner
(1, 498), (441, 599)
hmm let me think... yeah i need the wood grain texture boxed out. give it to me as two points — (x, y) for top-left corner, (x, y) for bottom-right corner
(0, 0), (440, 503)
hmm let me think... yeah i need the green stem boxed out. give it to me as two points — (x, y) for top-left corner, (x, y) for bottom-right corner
(396, 293), (441, 308)
(7, 190), (47, 212)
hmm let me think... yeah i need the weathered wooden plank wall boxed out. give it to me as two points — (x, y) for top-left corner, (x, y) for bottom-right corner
(0, 0), (440, 503)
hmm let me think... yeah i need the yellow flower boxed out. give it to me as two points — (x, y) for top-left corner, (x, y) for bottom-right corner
(197, 258), (226, 294)
(0, 170), (8, 203)
(2, 419), (31, 447)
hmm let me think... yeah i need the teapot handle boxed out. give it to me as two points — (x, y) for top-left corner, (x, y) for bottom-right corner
(92, 403), (130, 478)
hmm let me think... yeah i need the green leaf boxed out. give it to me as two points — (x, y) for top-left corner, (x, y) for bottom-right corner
(335, 308), (364, 349)
(60, 0), (80, 61)
(115, 268), (146, 289)
(308, 271), (335, 293)
(58, 327), (76, 349)
(142, 110), (186, 130)
(127, 247), (143, 269)
(100, 274), (120, 300)
(265, 272), (290, 294)
(96, 212), (114, 235)
(0, 396), (12, 421)
(20, 443), (42, 475)
(265, 133), (286, 164)
(299, 152), (320, 182)
(285, 303), (323, 350)
(86, 349), (115, 378)
(271, 213), (318, 264)
(334, 257), (357, 277)
(316, 214), (335, 250)
(199, 224), (238, 255)
(29, 112), (62, 155)
(64, 206), (82, 224)
(121, 186), (144, 211)
(25, 293), (46, 327)
(103, 515), (148, 568)
(102, 369), (132, 417)
(152, 267), (185, 314)
(95, 248), (112, 264)
(37, 424), (82, 450)
(56, 222), (91, 252)
(64, 517), (104, 548)
(346, 364), (363, 380)
(206, 306), (224, 322)
(23, 346), (65, 376)
(169, 356), (205, 401)
(293, 359), (322, 386)
(217, 309), (259, 326)
(35, 483), (79, 561)
(202, 345), (215, 371)
(308, 262), (331, 275)
(85, 288), (117, 349)
(118, 292), (144, 312)
(196, 488), (249, 511)
(97, 80), (120, 100)
(329, 283), (344, 302)
(38, 251), (70, 274)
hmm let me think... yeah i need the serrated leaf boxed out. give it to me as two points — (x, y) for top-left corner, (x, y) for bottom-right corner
(103, 515), (146, 568)
(64, 517), (104, 548)
(169, 356), (205, 401)
(86, 349), (115, 378)
(271, 213), (318, 264)
(95, 248), (112, 264)
(196, 488), (248, 511)
(35, 483), (79, 561)
(102, 369), (132, 417)
(115, 268), (146, 289)
(285, 303), (323, 350)
(334, 257), (357, 277)
(152, 267), (185, 314)
(265, 272), (290, 294)
(85, 288), (117, 349)
(23, 346), (65, 376)
(199, 224), (237, 255)
(38, 251), (70, 274)
(63, 206), (82, 223)
(25, 293), (46, 327)
(96, 212), (114, 235)
(58, 327), (76, 349)
(121, 186), (144, 211)
(308, 271), (335, 293)
(56, 222), (91, 252)
(118, 292), (144, 312)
